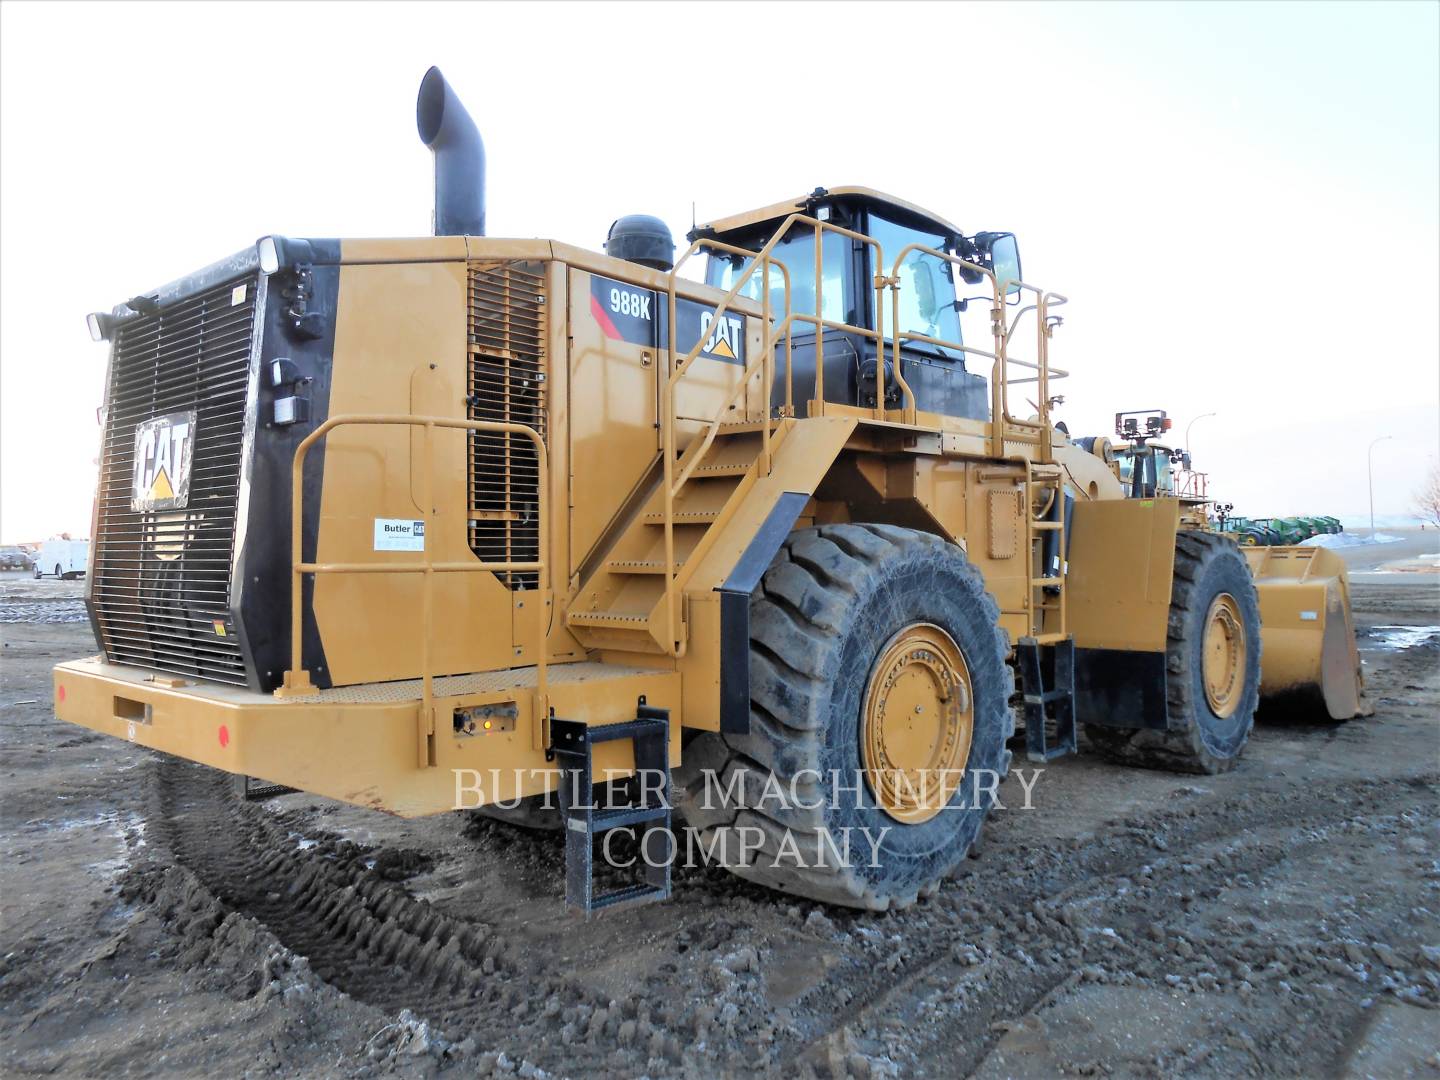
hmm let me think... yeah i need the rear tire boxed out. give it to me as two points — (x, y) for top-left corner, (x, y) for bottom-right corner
(676, 524), (1015, 910)
(1086, 532), (1261, 774)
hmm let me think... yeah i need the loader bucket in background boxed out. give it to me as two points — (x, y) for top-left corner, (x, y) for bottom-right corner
(1243, 546), (1370, 721)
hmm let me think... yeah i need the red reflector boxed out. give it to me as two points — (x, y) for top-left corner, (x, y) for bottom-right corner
(57, 685), (66, 703)
(218, 724), (230, 748)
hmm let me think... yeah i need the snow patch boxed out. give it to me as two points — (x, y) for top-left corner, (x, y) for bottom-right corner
(1301, 533), (1403, 549)
(1368, 626), (1440, 651)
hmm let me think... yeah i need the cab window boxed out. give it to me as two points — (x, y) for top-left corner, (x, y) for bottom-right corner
(704, 226), (849, 330)
(866, 213), (963, 358)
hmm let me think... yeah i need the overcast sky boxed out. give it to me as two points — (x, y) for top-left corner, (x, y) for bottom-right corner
(2, 0), (1436, 541)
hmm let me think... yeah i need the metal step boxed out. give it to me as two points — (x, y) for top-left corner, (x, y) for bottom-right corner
(643, 510), (719, 525)
(234, 774), (296, 801)
(1015, 637), (1077, 763)
(567, 611), (650, 629)
(606, 559), (683, 575)
(549, 705), (673, 915)
(690, 462), (752, 478)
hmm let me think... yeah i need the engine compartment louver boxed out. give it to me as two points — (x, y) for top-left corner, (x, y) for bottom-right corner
(466, 262), (547, 590)
(89, 275), (259, 685)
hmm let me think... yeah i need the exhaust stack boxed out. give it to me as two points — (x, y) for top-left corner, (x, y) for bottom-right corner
(416, 66), (485, 237)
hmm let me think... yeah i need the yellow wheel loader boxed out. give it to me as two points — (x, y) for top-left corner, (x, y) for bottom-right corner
(1102, 409), (1368, 725)
(56, 68), (1365, 913)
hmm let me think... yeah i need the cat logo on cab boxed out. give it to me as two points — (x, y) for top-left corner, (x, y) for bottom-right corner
(588, 273), (745, 366)
(699, 311), (743, 361)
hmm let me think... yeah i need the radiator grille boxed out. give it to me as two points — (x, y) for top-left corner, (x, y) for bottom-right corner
(467, 262), (547, 590)
(90, 276), (258, 685)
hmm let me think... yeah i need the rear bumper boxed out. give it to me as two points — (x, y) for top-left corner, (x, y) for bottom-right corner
(53, 656), (680, 817)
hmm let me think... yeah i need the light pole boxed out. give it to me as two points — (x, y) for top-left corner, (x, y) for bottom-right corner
(1185, 412), (1217, 458)
(1368, 435), (1393, 537)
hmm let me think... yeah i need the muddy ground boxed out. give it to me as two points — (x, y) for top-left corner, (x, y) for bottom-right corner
(2, 537), (1438, 1078)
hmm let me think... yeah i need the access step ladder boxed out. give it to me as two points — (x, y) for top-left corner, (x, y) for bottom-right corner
(1015, 637), (1077, 762)
(549, 703), (673, 914)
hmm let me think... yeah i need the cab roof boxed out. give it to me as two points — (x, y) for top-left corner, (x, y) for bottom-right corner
(694, 186), (962, 243)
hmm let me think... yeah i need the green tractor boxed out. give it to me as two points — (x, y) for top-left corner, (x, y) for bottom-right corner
(1245, 518), (1282, 545)
(1223, 515), (1274, 546)
(1271, 518), (1316, 544)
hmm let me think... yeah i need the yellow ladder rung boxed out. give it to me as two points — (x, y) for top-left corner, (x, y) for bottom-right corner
(1030, 578), (1064, 589)
(1031, 521), (1064, 531)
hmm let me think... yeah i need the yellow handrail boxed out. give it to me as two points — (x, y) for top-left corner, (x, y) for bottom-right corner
(887, 242), (1001, 426)
(656, 214), (901, 653)
(280, 414), (550, 769)
(649, 212), (1070, 654)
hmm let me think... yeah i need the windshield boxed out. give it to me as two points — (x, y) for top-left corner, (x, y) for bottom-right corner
(704, 226), (848, 330)
(1119, 450), (1176, 496)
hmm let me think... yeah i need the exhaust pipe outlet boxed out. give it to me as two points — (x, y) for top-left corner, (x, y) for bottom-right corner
(416, 66), (485, 237)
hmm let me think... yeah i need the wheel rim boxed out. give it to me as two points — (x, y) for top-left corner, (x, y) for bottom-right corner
(860, 623), (974, 825)
(1202, 592), (1246, 717)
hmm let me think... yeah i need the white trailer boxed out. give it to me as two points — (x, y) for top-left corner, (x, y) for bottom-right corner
(35, 539), (89, 580)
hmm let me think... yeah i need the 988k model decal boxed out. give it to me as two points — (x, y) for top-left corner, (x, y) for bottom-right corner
(588, 274), (745, 365)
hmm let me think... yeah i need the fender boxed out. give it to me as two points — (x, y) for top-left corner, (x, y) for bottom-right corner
(678, 416), (858, 732)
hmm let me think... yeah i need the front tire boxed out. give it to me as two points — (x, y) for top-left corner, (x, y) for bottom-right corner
(676, 524), (1015, 910)
(1086, 532), (1261, 774)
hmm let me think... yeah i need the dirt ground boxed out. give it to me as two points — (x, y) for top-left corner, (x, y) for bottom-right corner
(2, 534), (1437, 1078)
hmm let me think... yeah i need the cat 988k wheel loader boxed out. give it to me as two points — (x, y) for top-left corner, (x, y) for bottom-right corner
(55, 68), (1366, 914)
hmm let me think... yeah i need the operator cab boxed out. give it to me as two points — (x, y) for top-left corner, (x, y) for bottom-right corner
(1112, 410), (1191, 499)
(694, 187), (1019, 421)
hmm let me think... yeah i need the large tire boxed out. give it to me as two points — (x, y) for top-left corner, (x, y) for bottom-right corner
(1086, 532), (1261, 774)
(675, 524), (1015, 910)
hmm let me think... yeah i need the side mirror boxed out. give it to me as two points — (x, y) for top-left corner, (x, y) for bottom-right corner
(974, 231), (1022, 297)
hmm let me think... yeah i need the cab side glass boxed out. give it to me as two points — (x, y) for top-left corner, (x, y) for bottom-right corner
(868, 213), (963, 357)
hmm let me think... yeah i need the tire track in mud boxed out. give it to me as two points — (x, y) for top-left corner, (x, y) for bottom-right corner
(779, 773), (1440, 1075)
(132, 761), (631, 1071)
(127, 761), (1437, 1077)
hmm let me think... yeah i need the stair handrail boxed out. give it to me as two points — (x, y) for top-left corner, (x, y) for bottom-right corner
(993, 288), (1070, 460)
(658, 214), (896, 653)
(653, 215), (1072, 652)
(885, 242), (1003, 427)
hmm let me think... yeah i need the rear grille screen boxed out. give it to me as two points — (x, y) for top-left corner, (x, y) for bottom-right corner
(90, 276), (257, 685)
(467, 262), (547, 590)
